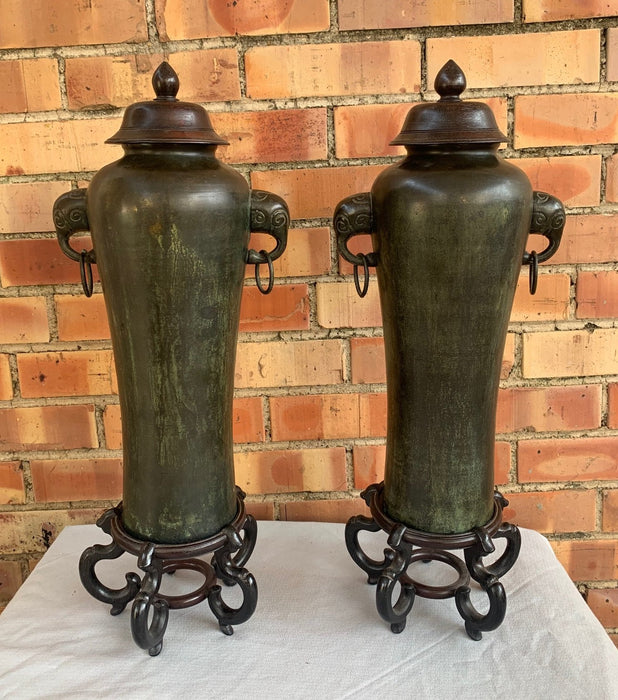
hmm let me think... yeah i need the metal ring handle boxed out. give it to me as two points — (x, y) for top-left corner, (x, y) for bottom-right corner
(353, 253), (370, 298)
(254, 250), (274, 295)
(80, 249), (94, 298)
(527, 250), (538, 295)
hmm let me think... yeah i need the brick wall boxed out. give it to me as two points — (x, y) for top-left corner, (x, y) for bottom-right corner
(0, 0), (617, 641)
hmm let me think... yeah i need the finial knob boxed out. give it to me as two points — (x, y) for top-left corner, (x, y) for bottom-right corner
(434, 60), (466, 100)
(153, 62), (179, 100)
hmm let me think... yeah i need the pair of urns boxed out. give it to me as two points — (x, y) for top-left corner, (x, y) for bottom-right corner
(53, 61), (564, 655)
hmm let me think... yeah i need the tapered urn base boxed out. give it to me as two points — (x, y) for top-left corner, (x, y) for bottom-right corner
(78, 487), (257, 656)
(345, 482), (520, 639)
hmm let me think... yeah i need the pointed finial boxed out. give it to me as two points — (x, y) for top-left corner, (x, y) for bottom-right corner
(152, 62), (179, 100)
(434, 60), (466, 100)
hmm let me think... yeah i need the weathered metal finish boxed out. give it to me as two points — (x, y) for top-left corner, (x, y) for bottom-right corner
(54, 63), (288, 544)
(335, 61), (565, 535)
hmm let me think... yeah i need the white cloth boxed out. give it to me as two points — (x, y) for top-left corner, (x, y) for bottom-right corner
(0, 521), (616, 699)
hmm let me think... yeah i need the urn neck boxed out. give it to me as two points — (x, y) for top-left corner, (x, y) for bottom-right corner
(121, 143), (219, 158)
(404, 143), (500, 156)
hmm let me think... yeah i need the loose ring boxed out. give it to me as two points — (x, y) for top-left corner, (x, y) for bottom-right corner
(353, 253), (370, 298)
(254, 249), (274, 295)
(527, 250), (538, 295)
(80, 249), (94, 298)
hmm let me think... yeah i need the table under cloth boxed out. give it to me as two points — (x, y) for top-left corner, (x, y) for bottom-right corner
(0, 520), (616, 699)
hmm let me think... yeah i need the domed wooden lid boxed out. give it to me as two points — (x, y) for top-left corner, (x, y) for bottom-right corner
(106, 62), (228, 145)
(390, 60), (507, 146)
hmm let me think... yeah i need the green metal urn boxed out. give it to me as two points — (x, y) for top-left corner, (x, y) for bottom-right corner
(53, 63), (288, 545)
(335, 61), (565, 536)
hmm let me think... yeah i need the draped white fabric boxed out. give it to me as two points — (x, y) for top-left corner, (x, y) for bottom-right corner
(0, 521), (616, 699)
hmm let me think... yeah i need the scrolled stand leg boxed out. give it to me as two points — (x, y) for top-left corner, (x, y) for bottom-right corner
(78, 507), (141, 615)
(375, 525), (416, 634)
(131, 543), (169, 656)
(208, 525), (258, 636)
(345, 482), (520, 641)
(77, 489), (258, 655)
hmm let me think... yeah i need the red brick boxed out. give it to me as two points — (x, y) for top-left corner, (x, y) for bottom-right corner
(0, 183), (71, 235)
(253, 165), (384, 222)
(607, 28), (618, 82)
(551, 539), (618, 581)
(359, 392), (388, 438)
(510, 273), (570, 322)
(503, 490), (596, 534)
(524, 0), (618, 21)
(216, 109), (327, 165)
(353, 444), (385, 489)
(316, 282), (382, 328)
(0, 560), (24, 602)
(66, 50), (241, 110)
(587, 588), (618, 628)
(30, 459), (122, 503)
(235, 340), (343, 389)
(0, 118), (121, 176)
(496, 385), (601, 434)
(0, 462), (24, 505)
(248, 227), (331, 278)
(528, 214), (618, 265)
(495, 442), (511, 486)
(603, 490), (618, 531)
(17, 351), (116, 398)
(239, 284), (309, 332)
(334, 99), (507, 159)
(0, 0), (147, 49)
(427, 30), (600, 88)
(576, 271), (618, 319)
(519, 437), (618, 482)
(281, 498), (369, 523)
(156, 0), (330, 40)
(605, 153), (618, 202)
(232, 397), (265, 444)
(515, 94), (618, 148)
(234, 447), (347, 494)
(339, 0), (513, 29)
(0, 509), (101, 554)
(245, 501), (274, 521)
(103, 404), (122, 450)
(609, 384), (618, 429)
(1, 58), (60, 113)
(501, 334), (516, 380)
(246, 41), (421, 99)
(270, 393), (360, 442)
(510, 155), (601, 208)
(522, 328), (618, 378)
(0, 237), (100, 288)
(0, 405), (98, 451)
(0, 355), (13, 401)
(55, 294), (110, 341)
(350, 337), (386, 384)
(0, 297), (49, 344)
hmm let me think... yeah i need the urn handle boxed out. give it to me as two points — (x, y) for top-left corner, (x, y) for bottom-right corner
(334, 192), (377, 298)
(522, 191), (565, 295)
(247, 190), (289, 295)
(53, 188), (97, 297)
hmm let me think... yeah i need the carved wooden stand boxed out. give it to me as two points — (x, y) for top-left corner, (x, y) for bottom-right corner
(79, 487), (257, 655)
(345, 482), (520, 640)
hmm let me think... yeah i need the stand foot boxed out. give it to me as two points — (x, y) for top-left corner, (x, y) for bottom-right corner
(79, 487), (257, 655)
(345, 483), (520, 640)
